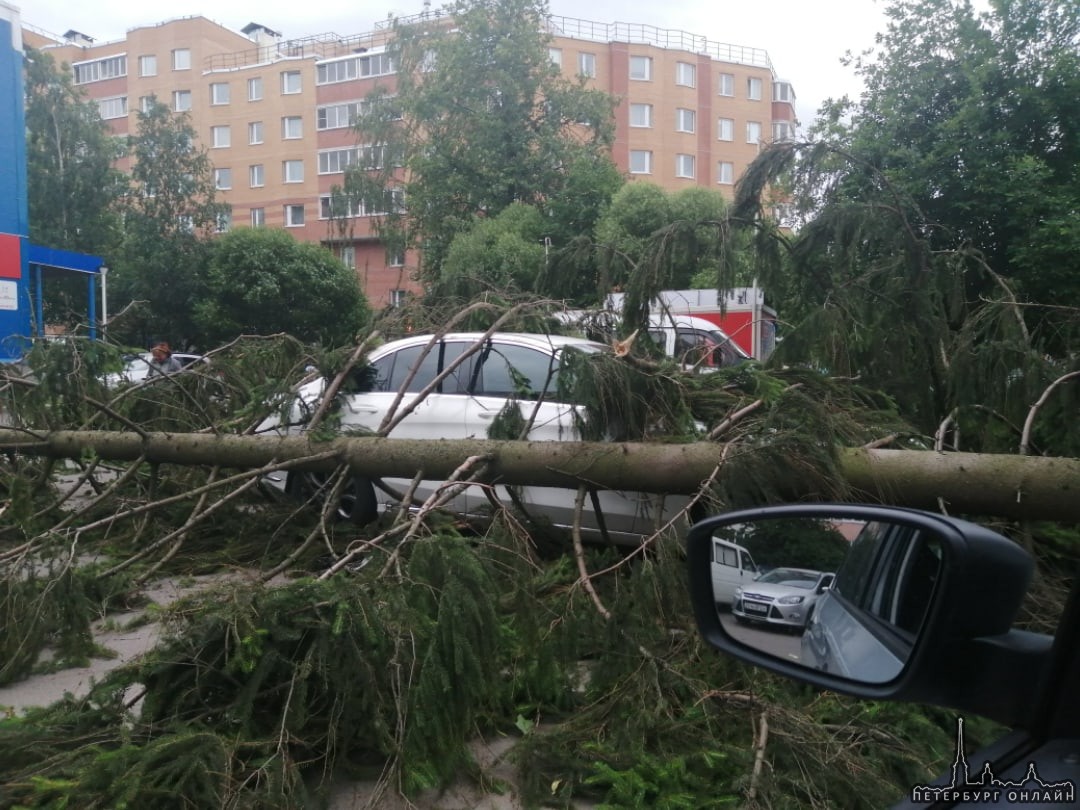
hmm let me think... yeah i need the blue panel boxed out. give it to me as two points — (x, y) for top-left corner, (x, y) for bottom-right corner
(27, 244), (104, 274)
(0, 16), (26, 238)
(0, 13), (29, 361)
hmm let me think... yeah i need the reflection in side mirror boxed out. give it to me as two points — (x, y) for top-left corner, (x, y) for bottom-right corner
(706, 515), (942, 684)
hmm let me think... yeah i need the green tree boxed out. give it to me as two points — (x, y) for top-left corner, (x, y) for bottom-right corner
(24, 49), (125, 255)
(111, 100), (229, 348)
(730, 0), (1080, 448)
(194, 228), (370, 346)
(340, 0), (617, 287)
(439, 203), (547, 299)
(24, 49), (126, 329)
(592, 183), (749, 332)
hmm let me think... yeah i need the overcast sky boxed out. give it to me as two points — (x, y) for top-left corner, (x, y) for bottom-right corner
(19, 0), (890, 124)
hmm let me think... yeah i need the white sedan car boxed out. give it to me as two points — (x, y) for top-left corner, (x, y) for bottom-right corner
(258, 332), (682, 544)
(732, 567), (836, 630)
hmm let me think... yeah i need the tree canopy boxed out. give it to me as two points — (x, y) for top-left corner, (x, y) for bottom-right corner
(110, 100), (229, 349)
(195, 228), (370, 346)
(729, 0), (1080, 451)
(339, 0), (618, 286)
(24, 49), (126, 329)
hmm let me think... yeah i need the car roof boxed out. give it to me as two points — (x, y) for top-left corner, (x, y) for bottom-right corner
(371, 332), (609, 356)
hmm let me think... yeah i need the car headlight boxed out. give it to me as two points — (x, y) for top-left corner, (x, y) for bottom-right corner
(778, 595), (805, 605)
(734, 587), (742, 597)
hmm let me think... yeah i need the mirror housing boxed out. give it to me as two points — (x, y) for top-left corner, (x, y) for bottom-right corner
(687, 504), (1053, 726)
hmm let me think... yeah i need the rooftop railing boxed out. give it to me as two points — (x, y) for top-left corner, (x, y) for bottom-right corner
(205, 12), (773, 73)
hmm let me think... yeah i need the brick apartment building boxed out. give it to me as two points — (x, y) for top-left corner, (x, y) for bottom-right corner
(22, 12), (798, 308)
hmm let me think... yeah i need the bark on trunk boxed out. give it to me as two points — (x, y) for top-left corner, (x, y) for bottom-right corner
(3, 428), (1079, 522)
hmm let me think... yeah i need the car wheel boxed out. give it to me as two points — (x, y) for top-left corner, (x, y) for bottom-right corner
(289, 471), (378, 525)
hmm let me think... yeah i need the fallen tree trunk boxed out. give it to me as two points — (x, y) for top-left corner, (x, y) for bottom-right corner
(2, 428), (1080, 522)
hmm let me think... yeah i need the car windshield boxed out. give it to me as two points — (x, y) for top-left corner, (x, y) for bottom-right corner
(755, 568), (818, 589)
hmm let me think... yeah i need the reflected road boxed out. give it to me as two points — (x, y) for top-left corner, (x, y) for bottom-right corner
(719, 610), (804, 664)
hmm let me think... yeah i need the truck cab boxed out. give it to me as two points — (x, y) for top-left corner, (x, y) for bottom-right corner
(645, 313), (749, 369)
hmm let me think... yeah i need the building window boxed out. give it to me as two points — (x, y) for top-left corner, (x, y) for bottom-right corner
(772, 121), (795, 142)
(318, 145), (391, 174)
(717, 117), (734, 141)
(210, 82), (230, 105)
(629, 150), (652, 174)
(676, 154), (696, 179)
(211, 125), (231, 148)
(746, 121), (762, 144)
(341, 245), (356, 269)
(389, 289), (407, 307)
(285, 204), (305, 227)
(717, 161), (734, 185)
(320, 195), (361, 219)
(317, 101), (363, 130)
(249, 164), (264, 188)
(214, 168), (232, 190)
(578, 52), (596, 78)
(319, 188), (401, 219)
(249, 121), (264, 145)
(629, 103), (652, 128)
(676, 61), (696, 88)
(718, 72), (734, 97)
(387, 248), (405, 267)
(173, 90), (192, 112)
(316, 52), (395, 84)
(629, 55), (651, 81)
(216, 211), (232, 233)
(73, 55), (127, 85)
(139, 54), (157, 77)
(172, 48), (191, 71)
(248, 77), (263, 101)
(282, 116), (303, 139)
(281, 70), (302, 94)
(548, 48), (562, 67)
(676, 108), (696, 134)
(139, 95), (155, 113)
(774, 81), (794, 103)
(98, 96), (127, 120)
(251, 207), (265, 227)
(283, 160), (304, 183)
(747, 77), (763, 100)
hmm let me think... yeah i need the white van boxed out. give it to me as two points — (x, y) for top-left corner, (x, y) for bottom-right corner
(710, 537), (759, 606)
(557, 310), (749, 369)
(645, 313), (750, 369)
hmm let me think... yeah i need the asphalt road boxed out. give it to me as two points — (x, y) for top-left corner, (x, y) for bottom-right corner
(720, 610), (805, 665)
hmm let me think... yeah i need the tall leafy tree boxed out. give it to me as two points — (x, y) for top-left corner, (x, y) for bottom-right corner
(593, 183), (750, 329)
(24, 49), (126, 329)
(194, 228), (370, 346)
(730, 0), (1080, 450)
(111, 100), (229, 348)
(24, 49), (125, 254)
(340, 0), (617, 287)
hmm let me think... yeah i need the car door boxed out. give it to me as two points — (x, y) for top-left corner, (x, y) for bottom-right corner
(461, 339), (584, 524)
(343, 339), (475, 507)
(711, 538), (758, 606)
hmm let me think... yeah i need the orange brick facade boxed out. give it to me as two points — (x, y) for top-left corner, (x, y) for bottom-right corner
(24, 14), (798, 308)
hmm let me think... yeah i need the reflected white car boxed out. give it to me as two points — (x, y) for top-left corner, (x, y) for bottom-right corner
(732, 567), (835, 630)
(257, 332), (685, 544)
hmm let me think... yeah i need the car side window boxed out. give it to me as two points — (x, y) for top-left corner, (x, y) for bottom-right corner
(474, 344), (558, 399)
(714, 543), (738, 568)
(374, 344), (436, 393)
(740, 550), (757, 573)
(833, 521), (887, 605)
(439, 341), (474, 394)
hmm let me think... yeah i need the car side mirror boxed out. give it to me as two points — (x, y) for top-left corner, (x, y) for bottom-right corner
(686, 504), (1053, 727)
